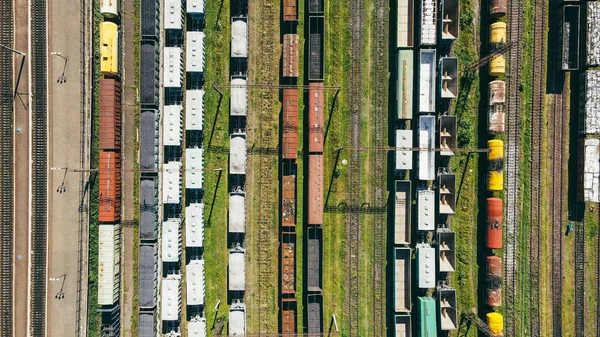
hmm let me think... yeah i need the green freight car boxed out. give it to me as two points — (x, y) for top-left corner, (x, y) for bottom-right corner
(418, 296), (437, 337)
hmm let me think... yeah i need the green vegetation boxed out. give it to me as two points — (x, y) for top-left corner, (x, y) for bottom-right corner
(202, 0), (232, 333)
(448, 0), (481, 334)
(87, 2), (103, 335)
(584, 204), (599, 337)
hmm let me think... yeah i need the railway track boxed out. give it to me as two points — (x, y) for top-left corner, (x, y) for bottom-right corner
(575, 210), (585, 337)
(370, 0), (387, 332)
(30, 0), (48, 335)
(255, 0), (278, 331)
(549, 83), (567, 337)
(346, 0), (363, 332)
(505, 0), (524, 333)
(529, 0), (547, 333)
(0, 0), (14, 335)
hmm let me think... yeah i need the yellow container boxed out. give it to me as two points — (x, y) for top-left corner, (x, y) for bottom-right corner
(490, 22), (507, 45)
(488, 139), (504, 191)
(489, 55), (506, 77)
(100, 22), (119, 75)
(487, 312), (504, 335)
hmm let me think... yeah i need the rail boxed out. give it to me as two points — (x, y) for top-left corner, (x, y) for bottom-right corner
(0, 0), (14, 334)
(30, 0), (48, 335)
(346, 0), (363, 333)
(575, 214), (585, 337)
(505, 0), (524, 332)
(371, 0), (387, 333)
(529, 0), (547, 333)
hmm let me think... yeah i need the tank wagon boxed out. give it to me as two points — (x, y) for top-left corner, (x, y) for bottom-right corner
(489, 23), (506, 77)
(486, 256), (502, 307)
(487, 139), (504, 191)
(101, 0), (119, 18)
(490, 0), (507, 18)
(100, 22), (119, 76)
(487, 312), (504, 335)
(486, 198), (502, 248)
(231, 17), (249, 58)
(488, 80), (506, 134)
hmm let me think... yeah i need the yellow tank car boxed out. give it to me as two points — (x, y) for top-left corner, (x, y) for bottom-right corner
(487, 312), (504, 336)
(489, 55), (506, 77)
(488, 139), (504, 191)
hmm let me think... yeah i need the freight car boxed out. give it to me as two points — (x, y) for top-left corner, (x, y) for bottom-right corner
(489, 23), (506, 77)
(308, 16), (324, 81)
(100, 22), (119, 75)
(440, 58), (458, 99)
(307, 293), (323, 334)
(439, 115), (457, 156)
(490, 0), (507, 18)
(438, 288), (457, 330)
(282, 89), (299, 159)
(560, 4), (581, 71)
(141, 0), (160, 40)
(231, 17), (249, 58)
(438, 231), (456, 272)
(140, 40), (160, 107)
(438, 173), (456, 214)
(283, 34), (300, 78)
(281, 232), (296, 294)
(395, 314), (412, 337)
(307, 226), (323, 292)
(487, 312), (504, 335)
(282, 174), (296, 226)
(283, 0), (298, 21)
(396, 130), (413, 171)
(308, 154), (323, 225)
(101, 0), (119, 18)
(421, 0), (437, 45)
(99, 151), (121, 223)
(99, 79), (122, 151)
(396, 51), (414, 119)
(231, 76), (248, 116)
(488, 80), (506, 134)
(486, 198), (502, 248)
(487, 139), (504, 191)
(394, 247), (411, 312)
(417, 297), (438, 337)
(308, 83), (324, 153)
(418, 115), (436, 180)
(397, 0), (414, 48)
(440, 0), (459, 42)
(394, 181), (412, 244)
(281, 298), (297, 336)
(486, 256), (502, 307)
(419, 49), (437, 113)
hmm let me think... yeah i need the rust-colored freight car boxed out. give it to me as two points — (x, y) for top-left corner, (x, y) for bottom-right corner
(283, 34), (299, 78)
(282, 174), (296, 226)
(308, 154), (323, 225)
(490, 0), (507, 18)
(486, 197), (502, 249)
(281, 232), (296, 294)
(99, 79), (122, 150)
(99, 151), (121, 223)
(281, 298), (297, 336)
(283, 0), (297, 21)
(486, 256), (502, 307)
(308, 83), (324, 153)
(282, 89), (298, 159)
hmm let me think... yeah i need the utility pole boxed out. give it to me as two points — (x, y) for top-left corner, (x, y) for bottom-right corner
(0, 44), (26, 101)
